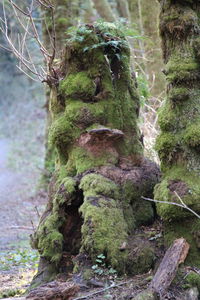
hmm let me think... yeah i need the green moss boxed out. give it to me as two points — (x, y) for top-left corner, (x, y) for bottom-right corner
(49, 114), (80, 147)
(38, 231), (63, 263)
(155, 0), (200, 270)
(67, 147), (118, 174)
(62, 177), (76, 193)
(166, 54), (199, 83)
(0, 288), (23, 299)
(164, 219), (200, 267)
(185, 272), (200, 290)
(59, 72), (96, 100)
(155, 132), (178, 161)
(154, 165), (200, 220)
(168, 87), (190, 102)
(94, 22), (126, 39)
(33, 210), (66, 265)
(123, 181), (138, 203)
(184, 123), (200, 147)
(65, 100), (107, 127)
(158, 101), (177, 131)
(126, 238), (155, 275)
(123, 205), (136, 232)
(79, 196), (128, 273)
(80, 173), (120, 199)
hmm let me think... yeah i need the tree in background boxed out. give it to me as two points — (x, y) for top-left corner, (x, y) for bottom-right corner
(155, 0), (200, 265)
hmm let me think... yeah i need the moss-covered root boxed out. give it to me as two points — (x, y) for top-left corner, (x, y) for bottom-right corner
(155, 0), (200, 264)
(79, 173), (128, 273)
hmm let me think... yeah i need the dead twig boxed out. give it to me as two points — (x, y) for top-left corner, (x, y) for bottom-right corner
(141, 192), (200, 219)
(9, 226), (34, 230)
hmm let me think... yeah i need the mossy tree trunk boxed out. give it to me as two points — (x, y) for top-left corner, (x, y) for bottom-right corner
(155, 0), (200, 265)
(31, 23), (159, 285)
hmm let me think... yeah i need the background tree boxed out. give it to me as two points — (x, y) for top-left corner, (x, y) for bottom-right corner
(155, 0), (200, 265)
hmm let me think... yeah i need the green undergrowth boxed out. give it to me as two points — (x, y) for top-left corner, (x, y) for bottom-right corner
(0, 248), (39, 271)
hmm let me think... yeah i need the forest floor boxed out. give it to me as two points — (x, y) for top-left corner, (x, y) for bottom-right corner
(0, 72), (47, 298)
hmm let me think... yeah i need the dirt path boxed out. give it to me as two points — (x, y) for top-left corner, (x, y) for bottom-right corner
(0, 138), (42, 249)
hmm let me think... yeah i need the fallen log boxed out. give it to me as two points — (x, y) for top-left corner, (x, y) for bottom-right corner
(26, 281), (79, 300)
(150, 237), (189, 296)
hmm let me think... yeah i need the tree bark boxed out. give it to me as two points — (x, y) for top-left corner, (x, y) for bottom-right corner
(128, 0), (164, 97)
(31, 23), (159, 285)
(116, 0), (131, 21)
(155, 0), (200, 266)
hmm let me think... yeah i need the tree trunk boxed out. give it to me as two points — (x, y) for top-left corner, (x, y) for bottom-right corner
(155, 0), (200, 266)
(128, 0), (164, 97)
(116, 0), (131, 21)
(92, 0), (117, 22)
(42, 0), (80, 185)
(31, 23), (159, 285)
(82, 0), (96, 23)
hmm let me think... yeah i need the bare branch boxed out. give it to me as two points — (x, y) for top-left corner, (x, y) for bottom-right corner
(16, 65), (42, 82)
(9, 0), (29, 17)
(0, 0), (58, 85)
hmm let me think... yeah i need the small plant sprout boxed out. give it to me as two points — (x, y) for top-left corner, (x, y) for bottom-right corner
(92, 254), (117, 278)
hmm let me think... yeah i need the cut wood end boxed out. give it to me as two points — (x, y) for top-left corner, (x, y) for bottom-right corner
(178, 237), (190, 264)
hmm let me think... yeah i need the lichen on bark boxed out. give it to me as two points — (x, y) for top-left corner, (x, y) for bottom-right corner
(31, 22), (159, 284)
(155, 0), (200, 265)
